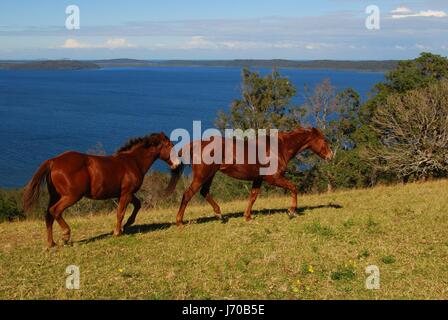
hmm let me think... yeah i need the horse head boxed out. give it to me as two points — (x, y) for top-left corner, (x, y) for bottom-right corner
(156, 131), (181, 170)
(307, 128), (333, 161)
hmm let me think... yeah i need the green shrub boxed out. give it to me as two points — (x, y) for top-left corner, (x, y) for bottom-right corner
(0, 193), (23, 222)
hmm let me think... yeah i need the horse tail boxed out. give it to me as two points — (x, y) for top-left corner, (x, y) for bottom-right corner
(23, 160), (51, 213)
(163, 147), (189, 196)
(164, 162), (184, 196)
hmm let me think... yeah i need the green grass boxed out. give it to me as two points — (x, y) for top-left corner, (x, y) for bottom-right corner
(1, 180), (448, 299)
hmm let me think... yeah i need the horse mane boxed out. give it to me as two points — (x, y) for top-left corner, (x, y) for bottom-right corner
(115, 133), (163, 154)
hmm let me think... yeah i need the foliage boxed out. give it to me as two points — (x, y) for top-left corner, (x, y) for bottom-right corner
(358, 52), (448, 183)
(0, 191), (23, 222)
(215, 68), (300, 131)
(300, 79), (364, 191)
(362, 52), (448, 122)
(369, 80), (448, 180)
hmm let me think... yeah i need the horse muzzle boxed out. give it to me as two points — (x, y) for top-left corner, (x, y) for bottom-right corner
(169, 157), (182, 170)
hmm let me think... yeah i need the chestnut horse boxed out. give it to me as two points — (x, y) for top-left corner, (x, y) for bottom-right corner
(23, 132), (180, 247)
(167, 127), (333, 226)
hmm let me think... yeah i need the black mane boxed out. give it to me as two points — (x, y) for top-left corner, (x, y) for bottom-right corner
(116, 133), (163, 154)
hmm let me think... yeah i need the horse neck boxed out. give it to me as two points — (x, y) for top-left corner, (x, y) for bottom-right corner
(127, 147), (159, 175)
(282, 129), (312, 160)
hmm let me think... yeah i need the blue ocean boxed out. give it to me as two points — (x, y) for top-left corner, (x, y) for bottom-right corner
(0, 67), (384, 188)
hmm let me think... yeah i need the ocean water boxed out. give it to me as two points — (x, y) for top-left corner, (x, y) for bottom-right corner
(0, 67), (384, 188)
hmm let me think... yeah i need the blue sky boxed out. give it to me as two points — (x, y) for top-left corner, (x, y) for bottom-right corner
(0, 0), (447, 59)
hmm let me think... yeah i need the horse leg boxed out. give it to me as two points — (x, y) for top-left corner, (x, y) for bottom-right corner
(114, 193), (132, 236)
(244, 179), (262, 221)
(123, 195), (141, 230)
(45, 180), (60, 248)
(265, 175), (298, 217)
(45, 212), (55, 248)
(176, 179), (202, 226)
(45, 192), (60, 248)
(199, 175), (222, 220)
(49, 195), (80, 245)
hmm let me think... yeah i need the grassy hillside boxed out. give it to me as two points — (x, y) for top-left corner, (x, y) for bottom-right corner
(0, 180), (447, 299)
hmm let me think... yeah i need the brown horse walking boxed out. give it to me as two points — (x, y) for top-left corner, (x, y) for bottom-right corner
(23, 132), (180, 247)
(167, 127), (333, 225)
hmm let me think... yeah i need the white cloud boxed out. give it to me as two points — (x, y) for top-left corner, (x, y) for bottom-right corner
(104, 38), (135, 48)
(305, 44), (319, 50)
(391, 7), (412, 14)
(416, 44), (432, 50)
(62, 39), (89, 48)
(61, 38), (135, 49)
(178, 36), (330, 51)
(392, 8), (447, 19)
(182, 36), (218, 49)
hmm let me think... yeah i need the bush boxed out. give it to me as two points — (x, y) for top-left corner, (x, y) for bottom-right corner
(0, 193), (23, 222)
(370, 80), (448, 180)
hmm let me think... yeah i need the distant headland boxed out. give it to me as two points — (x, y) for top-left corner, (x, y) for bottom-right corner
(0, 60), (100, 70)
(0, 59), (399, 72)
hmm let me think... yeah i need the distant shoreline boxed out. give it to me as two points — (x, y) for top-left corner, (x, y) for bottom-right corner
(0, 59), (399, 72)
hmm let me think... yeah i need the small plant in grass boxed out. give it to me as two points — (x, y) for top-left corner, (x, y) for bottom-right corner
(331, 260), (356, 281)
(291, 279), (302, 294)
(343, 218), (355, 228)
(304, 221), (334, 237)
(358, 249), (370, 259)
(367, 217), (379, 228)
(300, 262), (315, 275)
(366, 216), (381, 234)
(381, 255), (396, 264)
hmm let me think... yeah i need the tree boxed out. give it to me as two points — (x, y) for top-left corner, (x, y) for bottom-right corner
(358, 52), (448, 184)
(362, 52), (448, 122)
(215, 68), (300, 131)
(300, 79), (363, 191)
(369, 80), (448, 180)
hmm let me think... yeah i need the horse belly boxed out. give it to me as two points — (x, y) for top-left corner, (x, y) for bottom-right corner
(220, 164), (260, 181)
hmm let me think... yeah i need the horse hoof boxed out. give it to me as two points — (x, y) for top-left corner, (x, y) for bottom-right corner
(46, 242), (57, 249)
(288, 211), (298, 219)
(123, 221), (134, 230)
(63, 240), (73, 247)
(176, 222), (184, 227)
(219, 216), (229, 224)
